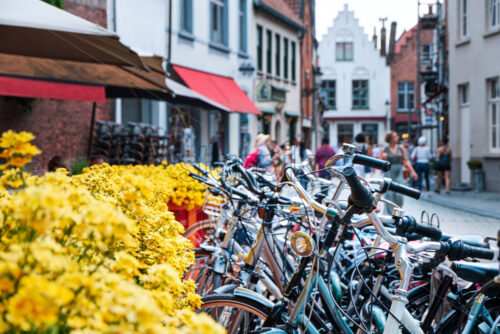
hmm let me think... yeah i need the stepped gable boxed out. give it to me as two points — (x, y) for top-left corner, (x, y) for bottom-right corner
(395, 24), (419, 54)
(258, 0), (304, 27)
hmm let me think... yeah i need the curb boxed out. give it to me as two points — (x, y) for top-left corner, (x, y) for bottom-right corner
(420, 195), (500, 220)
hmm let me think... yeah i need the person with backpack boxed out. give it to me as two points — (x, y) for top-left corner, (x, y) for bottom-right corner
(354, 133), (372, 177)
(435, 138), (452, 194)
(244, 133), (275, 172)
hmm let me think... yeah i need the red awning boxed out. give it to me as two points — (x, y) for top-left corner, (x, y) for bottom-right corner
(0, 76), (106, 102)
(173, 65), (261, 115)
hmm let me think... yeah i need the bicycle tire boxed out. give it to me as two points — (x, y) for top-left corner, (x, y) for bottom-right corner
(198, 293), (271, 334)
(183, 219), (216, 246)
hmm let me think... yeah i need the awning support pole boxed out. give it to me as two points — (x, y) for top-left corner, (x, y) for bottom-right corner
(87, 102), (97, 160)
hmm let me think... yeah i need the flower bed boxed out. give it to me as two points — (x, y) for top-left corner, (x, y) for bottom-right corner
(0, 131), (223, 333)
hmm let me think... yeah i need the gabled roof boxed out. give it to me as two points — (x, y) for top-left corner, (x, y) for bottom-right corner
(254, 0), (305, 31)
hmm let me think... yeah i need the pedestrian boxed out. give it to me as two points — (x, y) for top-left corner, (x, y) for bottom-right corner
(435, 138), (452, 194)
(243, 133), (276, 172)
(380, 131), (418, 215)
(411, 136), (432, 191)
(314, 137), (336, 195)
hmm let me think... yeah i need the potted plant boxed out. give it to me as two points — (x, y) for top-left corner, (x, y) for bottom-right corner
(466, 160), (484, 192)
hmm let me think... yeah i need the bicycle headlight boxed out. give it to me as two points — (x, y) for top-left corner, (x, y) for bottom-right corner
(290, 232), (315, 257)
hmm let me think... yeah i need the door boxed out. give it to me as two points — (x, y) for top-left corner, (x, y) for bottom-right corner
(460, 105), (470, 184)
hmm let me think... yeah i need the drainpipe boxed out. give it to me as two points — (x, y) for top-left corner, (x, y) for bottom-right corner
(167, 0), (172, 65)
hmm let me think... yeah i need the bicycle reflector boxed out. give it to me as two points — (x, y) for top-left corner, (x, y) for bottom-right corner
(290, 232), (315, 257)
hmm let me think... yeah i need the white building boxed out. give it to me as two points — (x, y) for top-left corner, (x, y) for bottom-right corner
(448, 0), (500, 191)
(318, 5), (390, 149)
(253, 0), (303, 146)
(108, 0), (260, 162)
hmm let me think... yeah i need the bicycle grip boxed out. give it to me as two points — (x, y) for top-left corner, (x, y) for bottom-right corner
(461, 244), (494, 260)
(343, 167), (376, 212)
(352, 154), (391, 172)
(388, 181), (421, 200)
(412, 222), (442, 241)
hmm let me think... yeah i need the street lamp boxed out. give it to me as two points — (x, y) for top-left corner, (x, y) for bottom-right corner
(385, 100), (390, 132)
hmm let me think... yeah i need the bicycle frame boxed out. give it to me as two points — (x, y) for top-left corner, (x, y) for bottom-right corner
(462, 293), (500, 334)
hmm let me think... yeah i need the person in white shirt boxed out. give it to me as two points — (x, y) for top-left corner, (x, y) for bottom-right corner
(411, 136), (432, 191)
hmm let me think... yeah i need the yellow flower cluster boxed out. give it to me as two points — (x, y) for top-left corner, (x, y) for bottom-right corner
(0, 132), (224, 334)
(0, 130), (40, 170)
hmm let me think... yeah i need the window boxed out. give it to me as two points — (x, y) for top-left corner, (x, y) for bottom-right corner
(239, 0), (247, 53)
(352, 80), (369, 109)
(488, 0), (500, 30)
(180, 0), (193, 34)
(489, 78), (500, 150)
(210, 0), (227, 46)
(336, 42), (353, 61)
(397, 82), (415, 111)
(421, 44), (433, 68)
(283, 38), (289, 80)
(257, 25), (263, 71)
(275, 34), (281, 77)
(291, 41), (296, 81)
(321, 80), (336, 109)
(459, 84), (469, 105)
(266, 29), (272, 75)
(460, 0), (469, 38)
(338, 124), (354, 146)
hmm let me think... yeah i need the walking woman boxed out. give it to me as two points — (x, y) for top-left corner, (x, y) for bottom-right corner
(435, 138), (452, 194)
(411, 136), (432, 191)
(380, 131), (418, 215)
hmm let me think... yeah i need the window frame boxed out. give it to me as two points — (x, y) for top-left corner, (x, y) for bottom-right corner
(397, 82), (415, 112)
(321, 80), (336, 110)
(210, 0), (228, 47)
(238, 0), (247, 54)
(266, 29), (272, 75)
(488, 78), (500, 152)
(291, 41), (296, 82)
(336, 42), (353, 61)
(283, 38), (289, 80)
(275, 34), (281, 77)
(337, 123), (354, 146)
(460, 0), (469, 39)
(180, 0), (193, 35)
(257, 25), (263, 72)
(487, 0), (500, 30)
(352, 80), (369, 110)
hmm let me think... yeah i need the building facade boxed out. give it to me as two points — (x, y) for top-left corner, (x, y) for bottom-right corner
(318, 5), (390, 149)
(448, 0), (500, 191)
(253, 0), (303, 146)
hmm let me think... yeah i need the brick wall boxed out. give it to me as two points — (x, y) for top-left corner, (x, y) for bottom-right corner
(0, 0), (113, 174)
(64, 0), (107, 28)
(0, 98), (113, 174)
(390, 26), (433, 131)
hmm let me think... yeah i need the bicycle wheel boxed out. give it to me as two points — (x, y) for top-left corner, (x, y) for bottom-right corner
(184, 249), (224, 295)
(198, 293), (271, 334)
(183, 219), (216, 247)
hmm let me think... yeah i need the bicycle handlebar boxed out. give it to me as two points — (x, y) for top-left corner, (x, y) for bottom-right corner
(387, 181), (421, 200)
(352, 154), (391, 172)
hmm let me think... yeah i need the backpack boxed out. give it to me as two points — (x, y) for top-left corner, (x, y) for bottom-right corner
(244, 149), (261, 169)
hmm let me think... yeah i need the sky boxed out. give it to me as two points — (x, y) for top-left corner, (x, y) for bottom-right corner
(315, 0), (421, 42)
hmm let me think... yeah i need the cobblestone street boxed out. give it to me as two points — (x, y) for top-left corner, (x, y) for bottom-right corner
(403, 195), (500, 239)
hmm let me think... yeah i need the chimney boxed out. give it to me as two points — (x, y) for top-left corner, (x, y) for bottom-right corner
(380, 24), (386, 57)
(387, 22), (397, 64)
(372, 27), (378, 48)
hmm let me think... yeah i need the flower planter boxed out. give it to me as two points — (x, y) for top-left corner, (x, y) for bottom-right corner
(168, 202), (207, 229)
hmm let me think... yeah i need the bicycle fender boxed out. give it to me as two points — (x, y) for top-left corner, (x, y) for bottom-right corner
(234, 287), (275, 310)
(213, 284), (237, 294)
